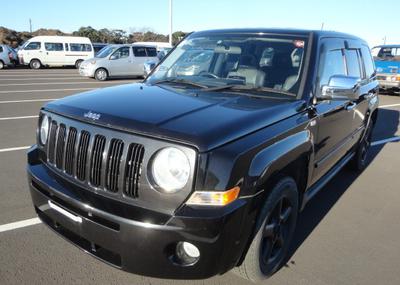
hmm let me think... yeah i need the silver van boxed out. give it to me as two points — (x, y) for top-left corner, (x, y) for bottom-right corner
(79, 44), (159, 80)
(0, 44), (15, 69)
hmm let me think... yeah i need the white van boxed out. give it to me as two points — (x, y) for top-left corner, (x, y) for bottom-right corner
(18, 36), (94, 69)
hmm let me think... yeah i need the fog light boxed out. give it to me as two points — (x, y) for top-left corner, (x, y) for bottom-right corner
(176, 242), (200, 265)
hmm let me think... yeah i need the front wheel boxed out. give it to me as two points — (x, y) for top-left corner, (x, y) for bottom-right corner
(0, 60), (4, 69)
(30, 59), (41, 69)
(94, 68), (108, 81)
(234, 177), (298, 282)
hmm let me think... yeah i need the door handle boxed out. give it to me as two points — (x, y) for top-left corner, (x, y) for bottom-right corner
(345, 102), (357, 110)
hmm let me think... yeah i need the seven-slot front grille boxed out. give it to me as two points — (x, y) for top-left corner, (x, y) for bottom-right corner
(45, 120), (145, 199)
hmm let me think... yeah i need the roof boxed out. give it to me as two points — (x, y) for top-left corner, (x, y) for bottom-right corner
(373, 45), (400, 48)
(192, 28), (366, 43)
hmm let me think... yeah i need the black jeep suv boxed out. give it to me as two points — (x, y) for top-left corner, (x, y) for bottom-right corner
(27, 29), (379, 282)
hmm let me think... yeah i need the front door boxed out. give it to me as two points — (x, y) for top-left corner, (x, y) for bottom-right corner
(44, 42), (64, 66)
(107, 46), (132, 77)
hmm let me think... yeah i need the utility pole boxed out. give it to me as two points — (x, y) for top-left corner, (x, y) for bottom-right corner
(321, 22), (324, 30)
(29, 18), (32, 33)
(383, 36), (387, 45)
(169, 0), (173, 46)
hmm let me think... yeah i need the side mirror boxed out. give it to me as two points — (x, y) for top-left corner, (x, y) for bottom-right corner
(320, 75), (361, 101)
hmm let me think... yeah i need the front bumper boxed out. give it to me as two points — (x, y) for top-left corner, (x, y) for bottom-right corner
(27, 146), (254, 279)
(79, 64), (95, 77)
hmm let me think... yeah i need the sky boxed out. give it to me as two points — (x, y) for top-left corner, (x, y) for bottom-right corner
(2, 0), (399, 47)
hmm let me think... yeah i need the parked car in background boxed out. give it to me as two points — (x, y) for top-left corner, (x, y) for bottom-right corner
(27, 28), (378, 282)
(0, 44), (17, 69)
(134, 41), (172, 52)
(17, 36), (94, 69)
(93, 43), (108, 55)
(143, 48), (172, 77)
(79, 44), (158, 80)
(372, 45), (400, 93)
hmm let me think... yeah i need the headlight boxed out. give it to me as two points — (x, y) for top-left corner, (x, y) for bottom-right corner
(151, 147), (190, 193)
(39, 115), (50, 145)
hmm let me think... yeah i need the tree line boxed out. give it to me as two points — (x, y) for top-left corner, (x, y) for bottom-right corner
(0, 26), (187, 48)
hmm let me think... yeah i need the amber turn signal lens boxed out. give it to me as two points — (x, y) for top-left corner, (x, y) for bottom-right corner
(186, 186), (240, 206)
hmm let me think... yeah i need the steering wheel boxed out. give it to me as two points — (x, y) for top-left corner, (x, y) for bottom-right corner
(199, 71), (219, 79)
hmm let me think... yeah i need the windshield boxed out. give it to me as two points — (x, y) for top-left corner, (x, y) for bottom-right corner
(145, 33), (308, 96)
(96, 46), (118, 58)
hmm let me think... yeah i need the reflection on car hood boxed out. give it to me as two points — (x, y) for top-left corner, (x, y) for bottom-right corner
(44, 83), (304, 152)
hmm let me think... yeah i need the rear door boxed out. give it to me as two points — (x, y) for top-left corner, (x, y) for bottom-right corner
(132, 46), (149, 75)
(44, 42), (64, 66)
(311, 38), (357, 183)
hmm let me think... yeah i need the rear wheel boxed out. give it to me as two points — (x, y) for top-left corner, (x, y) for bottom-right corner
(30, 59), (41, 69)
(0, 60), (4, 69)
(75, 60), (83, 69)
(234, 177), (298, 282)
(349, 119), (373, 171)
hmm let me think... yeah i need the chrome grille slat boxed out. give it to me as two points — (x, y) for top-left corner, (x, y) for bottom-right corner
(90, 135), (106, 187)
(106, 139), (124, 192)
(47, 121), (58, 164)
(76, 131), (90, 181)
(124, 143), (144, 198)
(55, 124), (66, 169)
(65, 127), (77, 175)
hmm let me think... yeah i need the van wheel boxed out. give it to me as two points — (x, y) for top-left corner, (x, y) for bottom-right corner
(0, 60), (4, 69)
(95, 68), (108, 81)
(30, 59), (41, 69)
(75, 60), (83, 69)
(234, 177), (298, 282)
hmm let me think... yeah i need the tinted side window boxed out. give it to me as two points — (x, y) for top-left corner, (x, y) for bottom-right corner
(345, 49), (361, 78)
(111, 47), (130, 59)
(45, 42), (64, 51)
(133, 47), (146, 57)
(145, 47), (157, 57)
(0, 46), (3, 53)
(25, 42), (41, 50)
(360, 45), (375, 79)
(318, 49), (346, 87)
(70, 43), (92, 52)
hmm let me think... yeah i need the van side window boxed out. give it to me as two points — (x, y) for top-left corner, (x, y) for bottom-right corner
(111, 47), (130, 60)
(360, 46), (375, 79)
(70, 44), (92, 52)
(133, 47), (147, 57)
(24, 42), (41, 50)
(345, 49), (361, 78)
(145, 47), (157, 57)
(318, 49), (346, 88)
(45, 43), (64, 51)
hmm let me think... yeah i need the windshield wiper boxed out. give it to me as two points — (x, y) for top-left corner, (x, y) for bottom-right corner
(203, 84), (294, 96)
(153, 78), (208, 89)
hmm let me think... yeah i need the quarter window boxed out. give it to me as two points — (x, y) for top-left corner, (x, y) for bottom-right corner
(318, 49), (346, 87)
(70, 43), (92, 52)
(345, 49), (361, 78)
(45, 42), (64, 51)
(24, 42), (41, 50)
(133, 47), (147, 57)
(145, 47), (157, 57)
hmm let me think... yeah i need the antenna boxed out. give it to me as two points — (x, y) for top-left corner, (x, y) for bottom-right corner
(169, 0), (173, 46)
(321, 22), (324, 30)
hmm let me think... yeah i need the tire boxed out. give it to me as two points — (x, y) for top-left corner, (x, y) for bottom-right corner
(234, 177), (299, 282)
(75, 60), (83, 69)
(0, 60), (4, 69)
(30, 59), (41, 69)
(349, 119), (373, 171)
(94, 68), (108, 81)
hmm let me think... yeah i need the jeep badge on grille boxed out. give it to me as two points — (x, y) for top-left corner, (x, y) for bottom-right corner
(84, 111), (101, 120)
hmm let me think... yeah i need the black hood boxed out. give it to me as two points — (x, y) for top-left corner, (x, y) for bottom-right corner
(44, 83), (305, 152)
